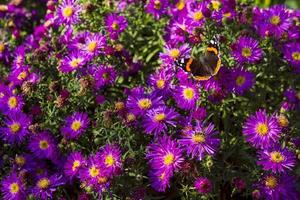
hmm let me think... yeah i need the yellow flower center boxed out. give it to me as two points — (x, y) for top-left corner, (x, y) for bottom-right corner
(236, 75), (246, 86)
(270, 151), (285, 163)
(154, 113), (166, 122)
(278, 115), (289, 127)
(37, 178), (50, 189)
(71, 120), (82, 131)
(72, 160), (81, 171)
(126, 113), (136, 122)
(87, 41), (97, 52)
(62, 6), (73, 18)
(242, 47), (252, 58)
(10, 123), (21, 133)
(0, 43), (5, 53)
(111, 21), (119, 30)
(176, 0), (185, 10)
(8, 96), (18, 109)
(138, 98), (152, 110)
(169, 48), (180, 59)
(192, 134), (205, 143)
(292, 52), (300, 61)
(223, 12), (231, 18)
(39, 140), (49, 150)
(193, 11), (204, 21)
(15, 156), (25, 166)
(154, 0), (161, 9)
(105, 155), (115, 167)
(270, 15), (280, 25)
(115, 102), (125, 111)
(69, 58), (82, 68)
(17, 71), (28, 80)
(265, 176), (277, 189)
(256, 123), (269, 136)
(183, 87), (195, 100)
(102, 72), (110, 80)
(89, 166), (100, 178)
(156, 79), (165, 89)
(9, 183), (19, 194)
(163, 153), (174, 165)
(211, 0), (221, 10)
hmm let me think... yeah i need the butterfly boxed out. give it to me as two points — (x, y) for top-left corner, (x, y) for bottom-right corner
(175, 36), (221, 81)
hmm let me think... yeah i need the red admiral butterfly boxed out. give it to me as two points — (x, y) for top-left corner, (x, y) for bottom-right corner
(175, 36), (221, 81)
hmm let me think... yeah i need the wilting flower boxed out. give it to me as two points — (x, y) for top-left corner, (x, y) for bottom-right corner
(57, 0), (82, 25)
(173, 80), (199, 110)
(60, 51), (86, 73)
(97, 144), (122, 176)
(0, 111), (31, 144)
(283, 42), (300, 72)
(194, 177), (212, 194)
(257, 145), (296, 173)
(60, 112), (89, 140)
(146, 0), (170, 19)
(143, 106), (179, 136)
(64, 152), (85, 178)
(28, 131), (59, 160)
(243, 110), (281, 148)
(105, 13), (128, 40)
(160, 43), (191, 64)
(229, 68), (255, 95)
(1, 172), (26, 200)
(31, 174), (65, 200)
(231, 36), (262, 64)
(179, 122), (220, 160)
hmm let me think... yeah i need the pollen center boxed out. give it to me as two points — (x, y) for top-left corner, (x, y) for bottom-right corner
(105, 155), (115, 167)
(9, 183), (19, 194)
(156, 79), (165, 89)
(10, 123), (21, 133)
(256, 123), (269, 136)
(211, 0), (221, 10)
(15, 156), (25, 166)
(169, 48), (180, 59)
(265, 176), (277, 189)
(154, 113), (166, 122)
(0, 43), (5, 53)
(112, 21), (119, 30)
(71, 120), (82, 131)
(242, 47), (252, 58)
(87, 41), (97, 52)
(193, 11), (204, 21)
(236, 76), (246, 86)
(72, 160), (81, 171)
(163, 153), (174, 165)
(126, 113), (136, 122)
(17, 71), (28, 80)
(270, 15), (280, 25)
(102, 72), (110, 80)
(176, 0), (185, 10)
(37, 178), (50, 189)
(39, 140), (49, 150)
(138, 98), (152, 110)
(70, 58), (82, 68)
(183, 87), (195, 100)
(192, 134), (205, 143)
(89, 166), (100, 178)
(270, 151), (285, 163)
(292, 52), (300, 61)
(62, 6), (73, 18)
(8, 96), (18, 108)
(154, 0), (161, 10)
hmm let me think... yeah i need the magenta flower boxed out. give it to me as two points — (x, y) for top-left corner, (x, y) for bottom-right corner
(194, 177), (212, 194)
(60, 112), (89, 140)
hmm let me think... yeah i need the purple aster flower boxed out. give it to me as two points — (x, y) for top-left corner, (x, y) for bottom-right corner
(0, 111), (31, 144)
(97, 144), (122, 176)
(126, 87), (163, 116)
(257, 145), (296, 173)
(8, 65), (31, 86)
(148, 67), (174, 98)
(31, 174), (65, 200)
(143, 106), (179, 136)
(283, 42), (300, 72)
(60, 112), (89, 140)
(1, 93), (24, 114)
(82, 32), (106, 59)
(90, 65), (117, 89)
(231, 36), (263, 64)
(64, 152), (85, 178)
(243, 110), (281, 149)
(12, 46), (26, 69)
(229, 68), (255, 95)
(105, 13), (128, 40)
(160, 43), (191, 65)
(173, 80), (199, 110)
(263, 5), (291, 39)
(194, 177), (212, 194)
(28, 131), (59, 160)
(148, 169), (172, 192)
(57, 0), (82, 25)
(59, 51), (86, 73)
(1, 172), (26, 200)
(146, 136), (184, 174)
(146, 0), (170, 20)
(179, 122), (220, 160)
(188, 1), (210, 27)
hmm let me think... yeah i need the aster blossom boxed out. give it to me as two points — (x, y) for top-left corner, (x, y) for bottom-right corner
(194, 177), (212, 194)
(60, 112), (89, 140)
(173, 80), (199, 110)
(64, 152), (85, 178)
(283, 42), (300, 73)
(1, 172), (26, 200)
(57, 0), (82, 25)
(146, 0), (170, 19)
(105, 13), (128, 40)
(59, 51), (86, 73)
(159, 43), (191, 65)
(97, 144), (122, 176)
(229, 68), (255, 95)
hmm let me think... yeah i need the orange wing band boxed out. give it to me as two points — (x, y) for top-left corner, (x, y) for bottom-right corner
(206, 47), (218, 55)
(194, 75), (211, 81)
(212, 59), (222, 76)
(185, 58), (193, 72)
